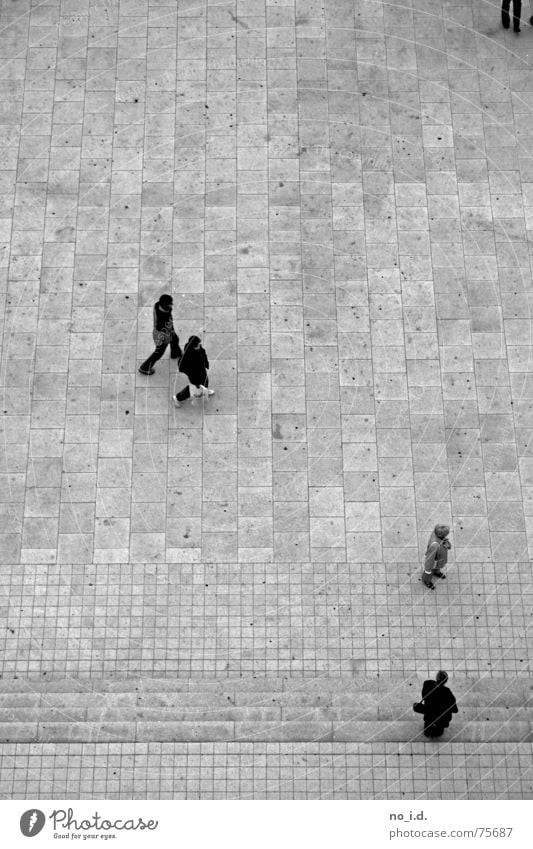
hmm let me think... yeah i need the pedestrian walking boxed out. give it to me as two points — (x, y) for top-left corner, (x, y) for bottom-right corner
(413, 671), (458, 738)
(173, 335), (214, 408)
(138, 294), (182, 375)
(502, 0), (522, 32)
(422, 524), (451, 590)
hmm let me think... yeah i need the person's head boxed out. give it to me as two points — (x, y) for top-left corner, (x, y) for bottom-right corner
(187, 335), (202, 351)
(434, 524), (449, 540)
(159, 294), (173, 310)
(436, 670), (448, 685)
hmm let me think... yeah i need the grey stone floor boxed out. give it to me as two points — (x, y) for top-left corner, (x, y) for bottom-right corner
(2, 742), (532, 799)
(0, 0), (533, 799)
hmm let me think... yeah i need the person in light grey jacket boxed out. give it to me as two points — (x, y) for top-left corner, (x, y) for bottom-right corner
(422, 524), (451, 591)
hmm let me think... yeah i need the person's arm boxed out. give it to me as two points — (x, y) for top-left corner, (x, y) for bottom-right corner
(424, 542), (438, 571)
(421, 680), (434, 700)
(204, 350), (210, 370)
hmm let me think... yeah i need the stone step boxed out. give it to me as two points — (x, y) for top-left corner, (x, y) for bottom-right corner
(0, 676), (530, 708)
(0, 704), (530, 723)
(0, 719), (531, 744)
(1, 677), (530, 743)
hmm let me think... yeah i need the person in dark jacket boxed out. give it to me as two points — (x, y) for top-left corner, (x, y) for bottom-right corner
(422, 524), (451, 590)
(413, 671), (458, 738)
(138, 294), (182, 375)
(502, 0), (521, 32)
(173, 335), (214, 407)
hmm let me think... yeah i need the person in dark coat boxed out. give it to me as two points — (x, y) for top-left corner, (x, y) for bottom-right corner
(422, 524), (451, 590)
(138, 294), (182, 375)
(413, 671), (458, 738)
(173, 335), (214, 407)
(502, 0), (522, 32)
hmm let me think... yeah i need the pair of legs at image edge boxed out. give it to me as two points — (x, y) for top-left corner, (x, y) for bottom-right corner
(173, 378), (214, 408)
(502, 0), (523, 31)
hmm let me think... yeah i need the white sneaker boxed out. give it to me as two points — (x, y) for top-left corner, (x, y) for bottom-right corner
(207, 389), (214, 395)
(173, 395), (181, 408)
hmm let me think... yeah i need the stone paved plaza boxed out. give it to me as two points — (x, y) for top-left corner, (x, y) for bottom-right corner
(0, 0), (532, 799)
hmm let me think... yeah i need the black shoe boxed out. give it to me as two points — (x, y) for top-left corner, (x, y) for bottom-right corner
(530, 16), (533, 25)
(434, 570), (446, 579)
(423, 581), (435, 591)
(514, 26), (521, 33)
(502, 11), (510, 28)
(138, 366), (155, 375)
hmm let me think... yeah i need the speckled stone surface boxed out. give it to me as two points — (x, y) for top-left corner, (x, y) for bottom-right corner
(0, 0), (532, 565)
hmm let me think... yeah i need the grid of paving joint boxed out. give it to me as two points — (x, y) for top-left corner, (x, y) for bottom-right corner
(1, 743), (532, 799)
(0, 563), (531, 678)
(0, 1), (533, 565)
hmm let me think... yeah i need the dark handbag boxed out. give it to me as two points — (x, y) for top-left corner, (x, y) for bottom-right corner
(412, 702), (425, 714)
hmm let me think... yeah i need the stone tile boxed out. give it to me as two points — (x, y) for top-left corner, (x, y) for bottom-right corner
(310, 518), (346, 548)
(202, 533), (238, 562)
(489, 533), (528, 561)
(0, 534), (22, 563)
(345, 502), (381, 532)
(273, 533), (310, 561)
(484, 472), (522, 501)
(129, 533), (166, 563)
(59, 503), (95, 534)
(309, 487), (345, 517)
(272, 471), (308, 501)
(238, 517), (273, 548)
(487, 502), (525, 533)
(450, 487), (487, 516)
(57, 534), (93, 564)
(346, 532), (382, 562)
(94, 518), (130, 550)
(381, 518), (418, 548)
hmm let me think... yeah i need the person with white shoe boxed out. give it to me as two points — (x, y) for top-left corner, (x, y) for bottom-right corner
(173, 335), (214, 407)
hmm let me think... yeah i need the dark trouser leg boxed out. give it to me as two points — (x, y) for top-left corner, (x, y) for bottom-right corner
(422, 569), (434, 588)
(513, 0), (522, 30)
(502, 0), (510, 27)
(140, 341), (168, 372)
(170, 334), (182, 359)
